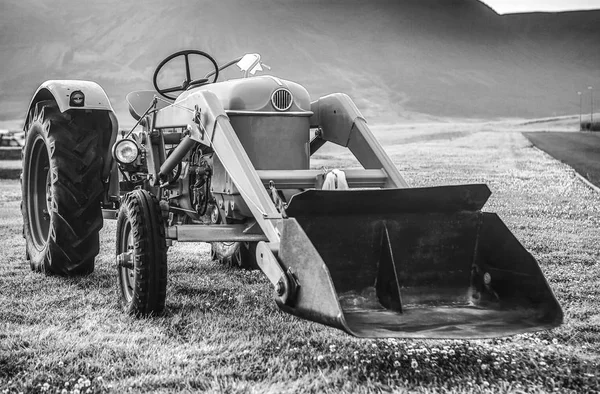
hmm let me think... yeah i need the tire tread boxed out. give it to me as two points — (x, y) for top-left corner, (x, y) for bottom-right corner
(22, 103), (106, 276)
(117, 190), (167, 316)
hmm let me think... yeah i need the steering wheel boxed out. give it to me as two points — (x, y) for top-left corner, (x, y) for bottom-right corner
(153, 50), (219, 100)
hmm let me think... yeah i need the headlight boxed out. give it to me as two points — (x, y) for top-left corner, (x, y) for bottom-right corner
(113, 139), (139, 164)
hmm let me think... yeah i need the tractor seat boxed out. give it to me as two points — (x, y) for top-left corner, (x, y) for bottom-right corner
(126, 90), (172, 121)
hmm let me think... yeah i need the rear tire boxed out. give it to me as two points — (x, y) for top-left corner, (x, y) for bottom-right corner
(211, 241), (258, 270)
(21, 102), (105, 276)
(209, 206), (258, 269)
(116, 189), (167, 316)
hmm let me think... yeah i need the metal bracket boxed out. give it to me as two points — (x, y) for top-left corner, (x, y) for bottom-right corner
(193, 105), (206, 139)
(281, 267), (300, 305)
(125, 96), (157, 139)
(268, 181), (288, 218)
(256, 241), (298, 305)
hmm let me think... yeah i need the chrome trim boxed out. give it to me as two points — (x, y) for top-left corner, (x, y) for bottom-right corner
(267, 76), (283, 86)
(225, 110), (313, 117)
(271, 88), (293, 111)
(112, 138), (140, 164)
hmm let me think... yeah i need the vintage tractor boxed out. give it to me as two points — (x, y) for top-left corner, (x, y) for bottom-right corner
(21, 50), (563, 338)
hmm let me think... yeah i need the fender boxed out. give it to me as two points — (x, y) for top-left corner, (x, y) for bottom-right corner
(25, 79), (119, 189)
(25, 80), (115, 122)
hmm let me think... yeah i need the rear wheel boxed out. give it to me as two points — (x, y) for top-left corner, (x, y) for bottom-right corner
(211, 241), (257, 269)
(209, 207), (258, 269)
(21, 102), (105, 276)
(116, 189), (167, 316)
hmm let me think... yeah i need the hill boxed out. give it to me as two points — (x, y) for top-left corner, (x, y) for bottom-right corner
(1, 0), (599, 127)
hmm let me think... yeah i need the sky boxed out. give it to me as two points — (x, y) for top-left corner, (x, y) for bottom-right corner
(481, 0), (600, 14)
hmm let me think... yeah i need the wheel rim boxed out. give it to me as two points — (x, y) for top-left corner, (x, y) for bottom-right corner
(27, 135), (51, 251)
(118, 220), (135, 303)
(215, 241), (240, 258)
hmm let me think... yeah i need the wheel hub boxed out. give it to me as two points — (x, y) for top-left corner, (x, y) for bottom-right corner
(116, 251), (134, 269)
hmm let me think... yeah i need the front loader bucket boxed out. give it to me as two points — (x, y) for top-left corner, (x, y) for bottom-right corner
(276, 185), (562, 339)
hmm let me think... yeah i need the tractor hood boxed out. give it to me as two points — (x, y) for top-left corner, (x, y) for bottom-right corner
(177, 76), (312, 115)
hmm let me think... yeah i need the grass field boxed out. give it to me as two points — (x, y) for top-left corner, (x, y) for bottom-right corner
(1, 124), (599, 393)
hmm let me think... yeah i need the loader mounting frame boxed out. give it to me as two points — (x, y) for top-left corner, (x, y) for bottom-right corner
(101, 90), (410, 306)
(101, 86), (562, 339)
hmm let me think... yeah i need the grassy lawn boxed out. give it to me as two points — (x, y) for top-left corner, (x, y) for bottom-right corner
(1, 125), (599, 393)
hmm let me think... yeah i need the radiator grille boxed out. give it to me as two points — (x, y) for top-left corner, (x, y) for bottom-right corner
(271, 89), (293, 111)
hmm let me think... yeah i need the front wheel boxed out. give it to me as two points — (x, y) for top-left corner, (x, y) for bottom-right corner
(116, 189), (167, 316)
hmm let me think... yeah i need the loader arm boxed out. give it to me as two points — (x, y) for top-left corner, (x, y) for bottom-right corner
(153, 91), (295, 302)
(152, 90), (562, 339)
(310, 93), (408, 189)
(152, 90), (411, 305)
(155, 92), (281, 240)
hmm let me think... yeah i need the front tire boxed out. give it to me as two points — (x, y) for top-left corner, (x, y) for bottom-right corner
(21, 102), (105, 276)
(116, 189), (167, 316)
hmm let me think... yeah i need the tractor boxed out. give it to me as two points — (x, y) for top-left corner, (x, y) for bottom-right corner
(21, 50), (563, 338)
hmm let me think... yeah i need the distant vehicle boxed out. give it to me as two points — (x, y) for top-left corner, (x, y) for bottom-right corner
(0, 130), (24, 147)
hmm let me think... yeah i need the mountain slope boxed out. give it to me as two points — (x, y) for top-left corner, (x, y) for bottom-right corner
(1, 0), (599, 126)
